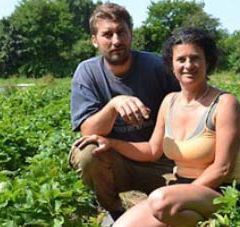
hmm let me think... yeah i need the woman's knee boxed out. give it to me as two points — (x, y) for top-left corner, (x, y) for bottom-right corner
(148, 187), (177, 221)
(148, 188), (165, 219)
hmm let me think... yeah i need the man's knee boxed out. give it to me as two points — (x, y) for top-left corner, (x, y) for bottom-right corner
(69, 142), (116, 187)
(69, 143), (98, 173)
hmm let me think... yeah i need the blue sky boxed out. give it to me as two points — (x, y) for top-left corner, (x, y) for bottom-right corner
(1, 0), (239, 33)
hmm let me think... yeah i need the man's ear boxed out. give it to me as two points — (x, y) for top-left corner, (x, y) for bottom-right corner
(91, 35), (98, 48)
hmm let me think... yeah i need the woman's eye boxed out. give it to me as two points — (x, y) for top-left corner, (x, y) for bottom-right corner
(177, 57), (185, 63)
(192, 56), (201, 62)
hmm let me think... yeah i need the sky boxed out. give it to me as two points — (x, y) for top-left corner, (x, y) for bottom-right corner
(0, 0), (239, 33)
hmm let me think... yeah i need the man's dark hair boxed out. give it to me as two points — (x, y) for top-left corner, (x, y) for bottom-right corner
(162, 27), (219, 75)
(89, 3), (133, 35)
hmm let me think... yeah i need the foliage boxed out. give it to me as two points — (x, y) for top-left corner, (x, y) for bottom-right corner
(0, 18), (24, 77)
(209, 71), (240, 100)
(0, 80), (70, 170)
(0, 153), (97, 226)
(198, 182), (240, 227)
(70, 38), (96, 68)
(212, 29), (230, 71)
(139, 0), (220, 53)
(68, 0), (96, 36)
(0, 78), (99, 226)
(61, 0), (97, 71)
(1, 0), (240, 77)
(221, 31), (240, 73)
(0, 72), (239, 225)
(0, 0), (97, 78)
(10, 0), (76, 77)
(132, 27), (146, 51)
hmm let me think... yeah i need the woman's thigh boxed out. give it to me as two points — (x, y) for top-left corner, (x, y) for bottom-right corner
(148, 184), (220, 219)
(113, 200), (168, 227)
(114, 184), (220, 227)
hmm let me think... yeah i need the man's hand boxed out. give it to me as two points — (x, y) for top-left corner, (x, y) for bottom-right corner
(73, 135), (110, 155)
(110, 95), (151, 126)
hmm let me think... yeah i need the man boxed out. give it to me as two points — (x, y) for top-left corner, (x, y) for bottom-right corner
(69, 2), (179, 224)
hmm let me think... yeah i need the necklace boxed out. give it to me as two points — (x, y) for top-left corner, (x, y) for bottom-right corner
(180, 85), (210, 108)
(196, 85), (210, 101)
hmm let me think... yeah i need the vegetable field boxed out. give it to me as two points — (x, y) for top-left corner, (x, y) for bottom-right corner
(0, 77), (99, 226)
(0, 72), (239, 226)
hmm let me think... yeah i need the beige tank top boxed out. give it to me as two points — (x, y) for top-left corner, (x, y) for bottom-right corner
(163, 93), (240, 183)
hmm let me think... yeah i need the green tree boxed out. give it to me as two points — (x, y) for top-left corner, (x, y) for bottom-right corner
(140, 0), (220, 53)
(132, 27), (146, 51)
(66, 0), (97, 67)
(222, 31), (240, 73)
(68, 0), (96, 36)
(213, 28), (230, 71)
(0, 0), (97, 78)
(9, 0), (76, 77)
(0, 18), (25, 77)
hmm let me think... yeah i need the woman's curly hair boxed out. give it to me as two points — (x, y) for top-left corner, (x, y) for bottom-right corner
(162, 27), (219, 76)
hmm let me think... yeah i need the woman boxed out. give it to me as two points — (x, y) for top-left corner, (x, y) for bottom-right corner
(76, 27), (240, 226)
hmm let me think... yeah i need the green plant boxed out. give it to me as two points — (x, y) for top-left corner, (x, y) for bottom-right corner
(0, 79), (99, 226)
(199, 182), (240, 227)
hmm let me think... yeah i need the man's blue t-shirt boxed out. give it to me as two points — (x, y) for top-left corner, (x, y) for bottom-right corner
(71, 50), (179, 142)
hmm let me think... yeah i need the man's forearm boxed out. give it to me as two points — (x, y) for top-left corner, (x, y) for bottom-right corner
(80, 101), (118, 136)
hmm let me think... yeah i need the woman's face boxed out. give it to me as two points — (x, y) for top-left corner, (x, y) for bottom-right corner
(172, 43), (207, 86)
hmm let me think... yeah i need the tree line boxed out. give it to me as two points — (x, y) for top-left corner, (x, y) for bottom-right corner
(0, 0), (239, 78)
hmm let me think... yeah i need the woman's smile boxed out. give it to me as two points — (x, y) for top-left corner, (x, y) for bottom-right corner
(172, 43), (207, 85)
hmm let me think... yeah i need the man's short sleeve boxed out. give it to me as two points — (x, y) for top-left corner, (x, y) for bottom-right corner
(71, 62), (102, 131)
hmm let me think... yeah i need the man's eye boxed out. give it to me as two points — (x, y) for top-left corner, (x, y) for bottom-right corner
(118, 30), (125, 36)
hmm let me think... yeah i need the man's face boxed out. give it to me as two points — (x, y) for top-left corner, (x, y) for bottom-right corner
(92, 19), (132, 65)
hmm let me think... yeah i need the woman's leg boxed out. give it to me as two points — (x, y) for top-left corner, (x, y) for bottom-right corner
(114, 184), (220, 227)
(113, 200), (168, 227)
(148, 184), (220, 226)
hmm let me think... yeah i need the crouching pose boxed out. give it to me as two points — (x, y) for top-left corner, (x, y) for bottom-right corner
(69, 2), (179, 224)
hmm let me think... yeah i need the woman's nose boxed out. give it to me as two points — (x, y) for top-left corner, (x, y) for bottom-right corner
(185, 59), (194, 69)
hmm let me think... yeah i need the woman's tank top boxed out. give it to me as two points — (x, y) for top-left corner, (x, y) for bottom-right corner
(163, 92), (240, 183)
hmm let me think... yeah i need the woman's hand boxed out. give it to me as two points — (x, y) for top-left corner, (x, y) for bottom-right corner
(73, 135), (110, 155)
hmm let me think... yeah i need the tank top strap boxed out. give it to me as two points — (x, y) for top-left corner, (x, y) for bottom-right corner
(165, 93), (178, 137)
(206, 92), (227, 130)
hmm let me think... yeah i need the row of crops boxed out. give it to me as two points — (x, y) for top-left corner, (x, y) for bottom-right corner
(0, 77), (99, 226)
(0, 72), (240, 226)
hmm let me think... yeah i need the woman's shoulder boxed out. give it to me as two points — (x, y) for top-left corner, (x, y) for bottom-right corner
(208, 87), (237, 104)
(162, 92), (179, 104)
(163, 91), (180, 102)
(213, 88), (239, 106)
(160, 92), (180, 114)
(212, 88), (240, 116)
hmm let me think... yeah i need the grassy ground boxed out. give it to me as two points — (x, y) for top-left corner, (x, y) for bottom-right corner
(210, 71), (240, 99)
(0, 75), (71, 86)
(0, 76), (38, 85)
